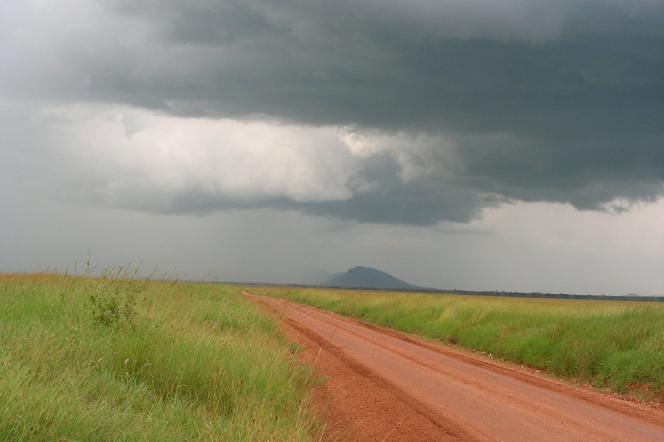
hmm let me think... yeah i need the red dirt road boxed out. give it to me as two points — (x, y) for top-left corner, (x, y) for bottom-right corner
(248, 293), (664, 441)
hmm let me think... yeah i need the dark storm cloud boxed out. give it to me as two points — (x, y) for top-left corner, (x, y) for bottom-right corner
(73, 1), (664, 127)
(2, 0), (663, 224)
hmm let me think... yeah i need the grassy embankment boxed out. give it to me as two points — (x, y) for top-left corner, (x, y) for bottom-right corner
(0, 273), (320, 441)
(253, 286), (664, 402)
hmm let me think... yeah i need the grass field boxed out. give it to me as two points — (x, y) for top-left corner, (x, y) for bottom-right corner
(252, 286), (664, 402)
(0, 273), (320, 441)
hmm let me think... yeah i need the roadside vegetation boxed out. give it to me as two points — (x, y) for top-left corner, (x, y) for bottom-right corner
(0, 273), (320, 441)
(253, 286), (664, 402)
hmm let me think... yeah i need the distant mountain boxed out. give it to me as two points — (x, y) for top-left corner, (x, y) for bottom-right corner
(325, 266), (421, 290)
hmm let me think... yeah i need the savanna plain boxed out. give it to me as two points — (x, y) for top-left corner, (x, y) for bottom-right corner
(0, 273), (320, 441)
(2, 274), (664, 441)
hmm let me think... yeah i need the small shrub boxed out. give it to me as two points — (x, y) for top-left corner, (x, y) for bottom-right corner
(88, 281), (141, 329)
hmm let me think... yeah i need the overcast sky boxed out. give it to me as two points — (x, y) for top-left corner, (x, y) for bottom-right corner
(1, 0), (663, 294)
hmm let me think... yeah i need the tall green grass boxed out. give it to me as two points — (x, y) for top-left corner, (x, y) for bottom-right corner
(0, 274), (320, 441)
(254, 286), (664, 402)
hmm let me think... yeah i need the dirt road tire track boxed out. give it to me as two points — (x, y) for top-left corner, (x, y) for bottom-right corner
(245, 292), (664, 441)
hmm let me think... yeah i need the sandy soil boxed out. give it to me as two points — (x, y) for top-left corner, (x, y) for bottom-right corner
(246, 293), (664, 441)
